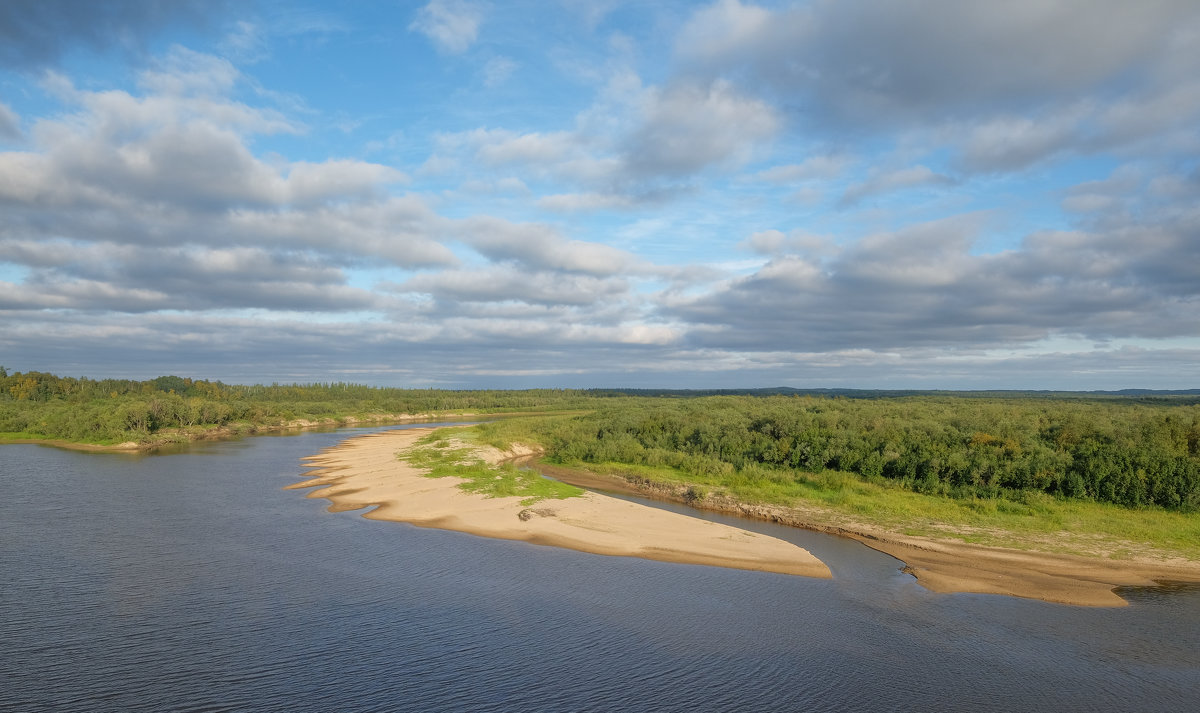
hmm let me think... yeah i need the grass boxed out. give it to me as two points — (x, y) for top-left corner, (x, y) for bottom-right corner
(0, 431), (51, 441)
(0, 430), (126, 446)
(515, 456), (1200, 562)
(400, 428), (583, 506)
(469, 415), (1200, 562)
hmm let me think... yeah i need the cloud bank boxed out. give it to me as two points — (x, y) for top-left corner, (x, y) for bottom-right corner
(2, 0), (1198, 388)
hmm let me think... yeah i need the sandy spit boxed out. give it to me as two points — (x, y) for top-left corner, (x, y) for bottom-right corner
(538, 466), (1200, 607)
(291, 429), (831, 579)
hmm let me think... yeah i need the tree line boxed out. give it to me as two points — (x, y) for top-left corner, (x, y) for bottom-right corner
(0, 369), (608, 443)
(4, 368), (1198, 512)
(524, 395), (1200, 511)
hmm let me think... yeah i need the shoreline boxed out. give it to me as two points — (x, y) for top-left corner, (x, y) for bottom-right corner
(16, 420), (1197, 606)
(535, 463), (1200, 607)
(1, 413), (475, 453)
(291, 428), (831, 580)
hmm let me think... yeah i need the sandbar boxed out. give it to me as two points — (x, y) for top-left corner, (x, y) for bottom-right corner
(539, 467), (1200, 607)
(846, 531), (1200, 607)
(291, 429), (831, 579)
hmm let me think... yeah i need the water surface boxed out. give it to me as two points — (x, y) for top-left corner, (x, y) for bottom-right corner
(2, 426), (1198, 712)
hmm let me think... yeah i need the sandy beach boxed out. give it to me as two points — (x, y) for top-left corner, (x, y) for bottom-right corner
(293, 427), (1200, 607)
(535, 465), (1200, 607)
(291, 429), (831, 579)
(845, 532), (1200, 607)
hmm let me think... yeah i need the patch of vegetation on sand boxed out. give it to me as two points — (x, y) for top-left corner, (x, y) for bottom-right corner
(400, 428), (583, 506)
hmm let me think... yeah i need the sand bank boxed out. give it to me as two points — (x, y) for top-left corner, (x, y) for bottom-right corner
(845, 532), (1200, 607)
(536, 466), (1200, 607)
(291, 429), (831, 579)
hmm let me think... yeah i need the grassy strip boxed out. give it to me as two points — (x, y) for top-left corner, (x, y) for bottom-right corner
(472, 418), (1200, 562)
(400, 428), (583, 506)
(566, 460), (1200, 561)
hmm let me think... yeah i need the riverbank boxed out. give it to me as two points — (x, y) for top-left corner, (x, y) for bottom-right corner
(534, 463), (1200, 607)
(1, 413), (469, 452)
(291, 428), (831, 579)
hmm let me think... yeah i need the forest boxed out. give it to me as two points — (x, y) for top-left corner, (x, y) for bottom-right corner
(3, 368), (1198, 513)
(495, 396), (1200, 512)
(0, 368), (609, 444)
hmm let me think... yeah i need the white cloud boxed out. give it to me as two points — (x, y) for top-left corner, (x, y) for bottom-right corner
(409, 0), (485, 54)
(220, 21), (269, 64)
(665, 202), (1200, 356)
(0, 101), (20, 140)
(672, 0), (1200, 176)
(138, 45), (241, 96)
(955, 108), (1087, 172)
(432, 72), (782, 201)
(840, 165), (954, 205)
(399, 264), (629, 307)
(537, 192), (636, 212)
(471, 128), (577, 165)
(752, 155), (848, 183)
(0, 47), (461, 325)
(5, 3), (1200, 389)
(739, 229), (838, 258)
(675, 0), (774, 67)
(457, 216), (637, 276)
(623, 80), (780, 178)
(482, 55), (517, 87)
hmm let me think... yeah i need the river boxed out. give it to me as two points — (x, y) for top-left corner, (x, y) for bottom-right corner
(2, 425), (1198, 712)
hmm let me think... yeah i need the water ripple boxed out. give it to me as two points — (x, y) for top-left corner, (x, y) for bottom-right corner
(3, 434), (1199, 713)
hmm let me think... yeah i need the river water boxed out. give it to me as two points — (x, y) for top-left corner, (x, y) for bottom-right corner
(2, 425), (1198, 712)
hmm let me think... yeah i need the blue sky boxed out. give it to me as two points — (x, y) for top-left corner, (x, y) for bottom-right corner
(2, 0), (1199, 389)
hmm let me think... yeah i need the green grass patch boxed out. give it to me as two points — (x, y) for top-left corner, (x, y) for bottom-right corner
(0, 430), (126, 446)
(0, 430), (50, 441)
(401, 428), (583, 506)
(540, 452), (1200, 562)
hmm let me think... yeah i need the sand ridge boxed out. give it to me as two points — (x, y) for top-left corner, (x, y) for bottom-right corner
(291, 428), (831, 579)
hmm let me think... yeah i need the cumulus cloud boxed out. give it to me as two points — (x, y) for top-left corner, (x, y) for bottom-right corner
(665, 201), (1200, 355)
(0, 47), (468, 324)
(0, 56), (442, 268)
(622, 80), (780, 178)
(1, 246), (380, 314)
(410, 0), (485, 54)
(679, 0), (1197, 119)
(435, 76), (780, 203)
(675, 0), (1200, 172)
(455, 216), (637, 276)
(5, 3), (1198, 389)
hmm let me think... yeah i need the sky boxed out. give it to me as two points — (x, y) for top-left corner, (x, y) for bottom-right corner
(1, 0), (1199, 390)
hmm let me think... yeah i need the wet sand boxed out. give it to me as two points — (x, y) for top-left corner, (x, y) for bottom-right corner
(291, 429), (831, 579)
(537, 464), (1200, 607)
(846, 532), (1200, 607)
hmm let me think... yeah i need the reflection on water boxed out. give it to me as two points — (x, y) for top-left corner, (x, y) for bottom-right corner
(1118, 580), (1200, 603)
(2, 426), (1198, 713)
